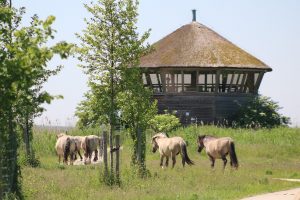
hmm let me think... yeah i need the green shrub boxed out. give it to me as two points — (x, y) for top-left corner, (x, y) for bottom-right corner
(232, 95), (290, 128)
(149, 114), (181, 133)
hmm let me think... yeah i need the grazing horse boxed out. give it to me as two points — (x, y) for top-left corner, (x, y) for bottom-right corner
(82, 135), (103, 164)
(151, 133), (194, 168)
(197, 135), (238, 170)
(55, 133), (78, 165)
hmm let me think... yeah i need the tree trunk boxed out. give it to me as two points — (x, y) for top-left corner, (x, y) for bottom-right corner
(115, 135), (120, 185)
(24, 116), (31, 158)
(102, 131), (108, 178)
(137, 127), (142, 164)
(0, 108), (21, 198)
(109, 125), (114, 183)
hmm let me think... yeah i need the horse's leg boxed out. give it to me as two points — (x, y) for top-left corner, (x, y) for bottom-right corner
(172, 156), (177, 168)
(70, 153), (74, 165)
(208, 155), (215, 169)
(58, 155), (61, 164)
(94, 149), (98, 162)
(89, 151), (92, 162)
(165, 156), (169, 167)
(222, 156), (227, 170)
(160, 155), (164, 168)
(78, 150), (83, 161)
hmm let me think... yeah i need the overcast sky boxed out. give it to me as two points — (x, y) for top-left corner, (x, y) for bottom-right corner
(14, 0), (300, 127)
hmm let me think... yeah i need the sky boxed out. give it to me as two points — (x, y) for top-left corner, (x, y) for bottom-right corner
(13, 0), (300, 127)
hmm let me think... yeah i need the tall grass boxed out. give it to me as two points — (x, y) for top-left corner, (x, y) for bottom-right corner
(21, 126), (300, 200)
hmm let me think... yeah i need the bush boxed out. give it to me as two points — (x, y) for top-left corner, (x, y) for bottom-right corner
(232, 95), (290, 128)
(149, 114), (181, 133)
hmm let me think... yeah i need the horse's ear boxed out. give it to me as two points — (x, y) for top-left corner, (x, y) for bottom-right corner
(152, 136), (158, 142)
(198, 135), (205, 140)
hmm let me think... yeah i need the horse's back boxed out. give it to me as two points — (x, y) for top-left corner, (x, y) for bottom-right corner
(160, 137), (184, 156)
(206, 137), (233, 158)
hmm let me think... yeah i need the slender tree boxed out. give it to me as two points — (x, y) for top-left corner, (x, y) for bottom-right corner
(77, 0), (156, 183)
(0, 3), (72, 198)
(117, 67), (157, 176)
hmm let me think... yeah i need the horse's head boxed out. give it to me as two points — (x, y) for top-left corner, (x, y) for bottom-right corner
(151, 136), (159, 153)
(197, 135), (206, 153)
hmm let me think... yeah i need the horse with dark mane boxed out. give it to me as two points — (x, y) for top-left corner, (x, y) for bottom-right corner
(55, 133), (78, 165)
(151, 133), (194, 168)
(81, 135), (103, 164)
(73, 136), (85, 161)
(197, 135), (238, 170)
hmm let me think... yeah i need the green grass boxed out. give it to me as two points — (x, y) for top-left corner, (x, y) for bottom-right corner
(21, 126), (300, 200)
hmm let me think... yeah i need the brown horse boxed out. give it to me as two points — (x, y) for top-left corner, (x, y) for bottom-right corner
(151, 133), (194, 168)
(197, 135), (238, 169)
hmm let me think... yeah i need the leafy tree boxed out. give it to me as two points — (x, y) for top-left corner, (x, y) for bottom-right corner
(76, 0), (156, 182)
(149, 114), (181, 133)
(232, 95), (290, 129)
(0, 2), (72, 198)
(117, 67), (157, 176)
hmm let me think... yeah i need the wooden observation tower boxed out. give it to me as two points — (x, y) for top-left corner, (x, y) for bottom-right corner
(140, 10), (272, 124)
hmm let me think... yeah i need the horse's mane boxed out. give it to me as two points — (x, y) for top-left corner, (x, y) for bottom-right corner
(152, 133), (168, 139)
(57, 133), (67, 139)
(198, 135), (217, 141)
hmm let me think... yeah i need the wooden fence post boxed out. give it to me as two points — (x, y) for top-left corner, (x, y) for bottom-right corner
(102, 131), (108, 177)
(115, 135), (120, 185)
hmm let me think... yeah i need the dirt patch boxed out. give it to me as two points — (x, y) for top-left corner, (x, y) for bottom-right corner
(241, 188), (300, 200)
(73, 151), (103, 165)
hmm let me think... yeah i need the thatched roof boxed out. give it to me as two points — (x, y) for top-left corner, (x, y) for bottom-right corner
(140, 22), (272, 71)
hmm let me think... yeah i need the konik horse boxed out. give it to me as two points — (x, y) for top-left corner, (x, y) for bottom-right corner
(151, 133), (194, 168)
(197, 135), (238, 169)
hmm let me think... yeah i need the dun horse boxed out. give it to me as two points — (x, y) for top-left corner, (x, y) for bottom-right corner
(73, 136), (85, 161)
(151, 133), (194, 168)
(197, 135), (238, 169)
(55, 133), (78, 165)
(82, 135), (103, 164)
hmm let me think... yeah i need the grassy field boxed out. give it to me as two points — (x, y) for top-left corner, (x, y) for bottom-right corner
(20, 126), (300, 200)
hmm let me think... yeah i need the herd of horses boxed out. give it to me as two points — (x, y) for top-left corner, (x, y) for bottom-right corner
(55, 133), (103, 165)
(55, 132), (238, 170)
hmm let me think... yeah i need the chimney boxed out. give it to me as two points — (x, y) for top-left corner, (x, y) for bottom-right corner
(192, 9), (197, 22)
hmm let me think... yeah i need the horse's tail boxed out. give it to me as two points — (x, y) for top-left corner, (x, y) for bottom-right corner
(181, 143), (194, 166)
(85, 136), (91, 156)
(229, 142), (238, 169)
(64, 137), (71, 164)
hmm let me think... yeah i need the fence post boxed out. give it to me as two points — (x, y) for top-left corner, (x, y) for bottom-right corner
(115, 135), (120, 185)
(102, 131), (108, 178)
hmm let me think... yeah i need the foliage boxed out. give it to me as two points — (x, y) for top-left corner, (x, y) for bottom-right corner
(149, 114), (181, 133)
(76, 0), (155, 179)
(117, 67), (157, 176)
(232, 95), (290, 129)
(0, 3), (72, 198)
